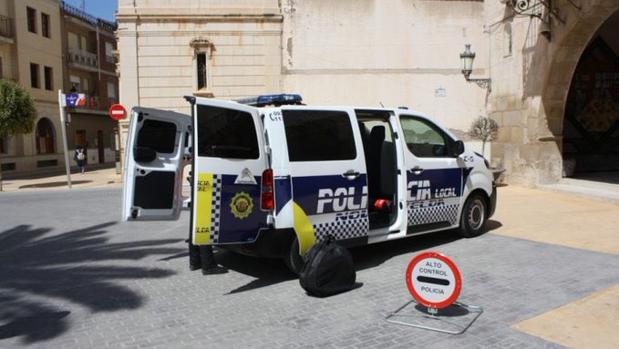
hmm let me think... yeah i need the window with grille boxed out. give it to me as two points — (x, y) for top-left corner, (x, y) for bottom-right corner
(41, 13), (50, 38)
(30, 63), (40, 88)
(27, 7), (37, 33)
(197, 52), (207, 90)
(44, 66), (53, 90)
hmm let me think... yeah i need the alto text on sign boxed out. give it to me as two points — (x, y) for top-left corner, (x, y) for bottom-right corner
(405, 251), (462, 309)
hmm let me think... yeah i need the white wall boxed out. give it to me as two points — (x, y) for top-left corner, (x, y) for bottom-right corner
(282, 0), (488, 131)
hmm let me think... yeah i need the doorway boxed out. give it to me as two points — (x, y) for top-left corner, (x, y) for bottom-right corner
(563, 12), (619, 182)
(355, 110), (399, 230)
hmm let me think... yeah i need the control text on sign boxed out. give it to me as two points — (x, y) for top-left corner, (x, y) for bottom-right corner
(405, 252), (462, 309)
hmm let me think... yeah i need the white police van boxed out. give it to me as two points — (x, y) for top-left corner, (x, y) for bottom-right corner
(122, 94), (496, 272)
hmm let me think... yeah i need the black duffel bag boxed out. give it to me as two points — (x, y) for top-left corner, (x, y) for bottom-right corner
(299, 237), (358, 297)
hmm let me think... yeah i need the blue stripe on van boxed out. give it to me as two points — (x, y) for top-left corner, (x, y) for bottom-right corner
(291, 174), (368, 216)
(274, 175), (292, 215)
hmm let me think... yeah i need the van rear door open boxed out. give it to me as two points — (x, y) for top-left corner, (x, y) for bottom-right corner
(191, 99), (269, 246)
(122, 107), (191, 220)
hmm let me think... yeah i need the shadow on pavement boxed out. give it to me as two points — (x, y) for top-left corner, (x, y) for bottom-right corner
(19, 180), (92, 189)
(217, 250), (296, 294)
(414, 303), (470, 317)
(485, 219), (502, 232)
(0, 222), (184, 344)
(350, 229), (461, 271)
(215, 220), (502, 294)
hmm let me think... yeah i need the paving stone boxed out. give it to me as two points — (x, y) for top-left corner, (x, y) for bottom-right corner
(0, 188), (618, 348)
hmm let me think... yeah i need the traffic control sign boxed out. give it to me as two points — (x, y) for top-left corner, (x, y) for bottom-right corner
(405, 251), (462, 309)
(108, 104), (127, 121)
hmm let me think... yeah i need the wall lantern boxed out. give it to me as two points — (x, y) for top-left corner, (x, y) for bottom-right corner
(460, 44), (491, 91)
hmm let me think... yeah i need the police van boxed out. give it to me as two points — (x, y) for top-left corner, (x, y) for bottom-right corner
(122, 94), (496, 272)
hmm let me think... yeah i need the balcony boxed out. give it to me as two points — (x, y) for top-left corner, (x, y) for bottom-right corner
(67, 94), (118, 113)
(68, 48), (98, 71)
(0, 15), (13, 42)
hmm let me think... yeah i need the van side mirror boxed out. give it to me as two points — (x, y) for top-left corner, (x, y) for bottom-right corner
(452, 140), (465, 157)
(134, 146), (157, 162)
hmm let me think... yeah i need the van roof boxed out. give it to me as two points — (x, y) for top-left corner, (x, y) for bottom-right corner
(235, 94), (303, 107)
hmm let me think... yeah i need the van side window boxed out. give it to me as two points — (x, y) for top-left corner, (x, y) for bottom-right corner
(196, 105), (259, 159)
(400, 116), (450, 158)
(137, 119), (177, 154)
(283, 110), (356, 161)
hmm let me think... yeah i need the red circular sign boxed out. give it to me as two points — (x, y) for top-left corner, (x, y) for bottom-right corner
(108, 104), (127, 121)
(405, 251), (462, 309)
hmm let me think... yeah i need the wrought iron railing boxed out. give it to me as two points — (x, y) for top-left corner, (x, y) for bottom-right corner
(68, 48), (98, 69)
(66, 94), (118, 111)
(60, 1), (117, 31)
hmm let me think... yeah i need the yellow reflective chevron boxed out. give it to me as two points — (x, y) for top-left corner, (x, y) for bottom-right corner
(194, 172), (213, 245)
(292, 201), (316, 255)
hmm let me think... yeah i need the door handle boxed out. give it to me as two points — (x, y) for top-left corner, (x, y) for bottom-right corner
(342, 170), (361, 180)
(410, 166), (424, 175)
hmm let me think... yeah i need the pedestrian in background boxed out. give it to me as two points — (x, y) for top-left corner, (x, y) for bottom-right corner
(74, 146), (86, 174)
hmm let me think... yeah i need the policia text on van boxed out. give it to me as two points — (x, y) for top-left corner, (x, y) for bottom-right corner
(122, 94), (497, 273)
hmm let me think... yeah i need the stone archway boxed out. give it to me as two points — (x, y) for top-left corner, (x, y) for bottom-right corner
(541, 1), (619, 181)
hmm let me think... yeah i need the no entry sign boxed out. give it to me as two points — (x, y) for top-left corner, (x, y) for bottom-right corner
(108, 104), (127, 121)
(406, 252), (462, 309)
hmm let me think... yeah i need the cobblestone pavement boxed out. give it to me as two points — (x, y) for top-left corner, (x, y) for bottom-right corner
(1, 187), (618, 348)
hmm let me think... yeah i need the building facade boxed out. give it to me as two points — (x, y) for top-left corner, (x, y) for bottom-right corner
(60, 1), (119, 167)
(116, 0), (619, 186)
(116, 0), (488, 168)
(0, 0), (65, 175)
(0, 0), (119, 178)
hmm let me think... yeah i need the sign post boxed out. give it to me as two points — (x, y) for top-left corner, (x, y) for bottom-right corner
(385, 251), (483, 334)
(58, 90), (72, 189)
(108, 104), (127, 176)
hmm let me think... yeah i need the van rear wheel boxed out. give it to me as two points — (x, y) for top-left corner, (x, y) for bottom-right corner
(457, 193), (487, 238)
(283, 237), (304, 275)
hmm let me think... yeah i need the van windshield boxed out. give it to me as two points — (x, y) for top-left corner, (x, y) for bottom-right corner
(196, 105), (259, 159)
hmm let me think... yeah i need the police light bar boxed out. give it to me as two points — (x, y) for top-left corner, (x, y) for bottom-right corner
(235, 94), (303, 107)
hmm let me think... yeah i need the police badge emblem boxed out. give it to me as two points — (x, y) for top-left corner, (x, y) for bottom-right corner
(230, 192), (254, 219)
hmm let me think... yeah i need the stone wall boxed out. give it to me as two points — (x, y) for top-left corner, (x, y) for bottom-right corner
(487, 0), (619, 185)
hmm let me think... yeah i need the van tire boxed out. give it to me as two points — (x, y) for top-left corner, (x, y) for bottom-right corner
(457, 193), (487, 238)
(283, 238), (305, 275)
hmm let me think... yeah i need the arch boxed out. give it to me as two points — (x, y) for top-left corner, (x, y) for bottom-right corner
(538, 2), (619, 181)
(35, 117), (56, 154)
(543, 3), (619, 140)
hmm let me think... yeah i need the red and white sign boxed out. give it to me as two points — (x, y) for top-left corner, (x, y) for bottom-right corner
(405, 251), (462, 309)
(108, 104), (127, 121)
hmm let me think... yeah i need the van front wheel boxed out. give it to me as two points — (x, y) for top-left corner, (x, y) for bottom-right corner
(283, 237), (304, 275)
(457, 193), (487, 238)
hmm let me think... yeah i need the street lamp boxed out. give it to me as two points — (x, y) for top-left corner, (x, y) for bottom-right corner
(460, 44), (491, 91)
